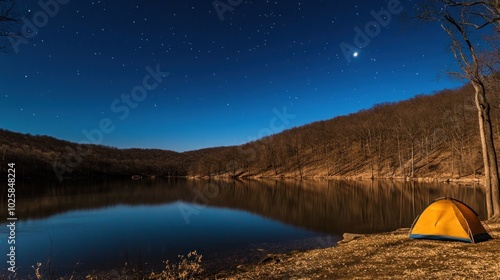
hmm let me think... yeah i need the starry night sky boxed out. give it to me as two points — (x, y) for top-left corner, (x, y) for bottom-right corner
(1, 0), (461, 152)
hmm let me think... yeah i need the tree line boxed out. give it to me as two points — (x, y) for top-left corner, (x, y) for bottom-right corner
(0, 130), (225, 179)
(187, 80), (497, 180)
(0, 78), (498, 182)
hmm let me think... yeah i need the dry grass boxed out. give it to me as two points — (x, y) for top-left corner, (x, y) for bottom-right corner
(149, 251), (204, 280)
(218, 221), (500, 280)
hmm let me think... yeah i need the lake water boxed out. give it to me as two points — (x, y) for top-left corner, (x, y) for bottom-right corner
(0, 178), (486, 277)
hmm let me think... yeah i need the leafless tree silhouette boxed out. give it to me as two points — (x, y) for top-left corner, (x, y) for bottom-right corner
(0, 0), (21, 52)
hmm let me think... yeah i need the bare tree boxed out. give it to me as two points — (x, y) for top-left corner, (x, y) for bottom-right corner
(418, 0), (500, 218)
(0, 0), (21, 51)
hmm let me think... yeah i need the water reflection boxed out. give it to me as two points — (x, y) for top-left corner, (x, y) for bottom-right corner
(183, 179), (485, 234)
(2, 178), (486, 234)
(0, 179), (486, 277)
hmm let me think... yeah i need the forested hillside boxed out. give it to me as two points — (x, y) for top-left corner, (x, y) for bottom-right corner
(1, 80), (499, 181)
(0, 130), (225, 180)
(189, 80), (500, 180)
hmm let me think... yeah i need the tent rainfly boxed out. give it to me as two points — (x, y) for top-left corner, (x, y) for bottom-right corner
(409, 197), (492, 243)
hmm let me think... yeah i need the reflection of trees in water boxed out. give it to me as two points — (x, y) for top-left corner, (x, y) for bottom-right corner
(1, 178), (192, 221)
(204, 179), (485, 234)
(4, 179), (485, 235)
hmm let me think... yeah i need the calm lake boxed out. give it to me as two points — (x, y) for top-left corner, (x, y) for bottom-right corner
(0, 178), (487, 277)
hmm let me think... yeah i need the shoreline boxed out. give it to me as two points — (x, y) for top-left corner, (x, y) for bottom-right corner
(9, 220), (498, 279)
(9, 221), (498, 279)
(214, 220), (500, 279)
(11, 173), (484, 187)
(188, 174), (484, 185)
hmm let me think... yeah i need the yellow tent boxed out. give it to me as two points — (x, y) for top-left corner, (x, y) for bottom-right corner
(409, 197), (492, 243)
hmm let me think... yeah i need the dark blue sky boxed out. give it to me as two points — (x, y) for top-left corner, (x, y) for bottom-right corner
(1, 0), (460, 151)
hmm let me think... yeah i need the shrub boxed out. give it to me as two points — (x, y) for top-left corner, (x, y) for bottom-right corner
(149, 251), (204, 280)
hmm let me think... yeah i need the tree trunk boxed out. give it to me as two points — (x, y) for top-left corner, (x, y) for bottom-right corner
(397, 136), (403, 176)
(473, 81), (500, 218)
(411, 142), (415, 178)
(427, 0), (500, 219)
(451, 142), (455, 178)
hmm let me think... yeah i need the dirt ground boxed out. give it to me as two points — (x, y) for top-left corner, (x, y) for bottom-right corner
(214, 220), (500, 280)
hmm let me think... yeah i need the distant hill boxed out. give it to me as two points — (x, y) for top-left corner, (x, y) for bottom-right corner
(0, 129), (227, 180)
(2, 81), (499, 181)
